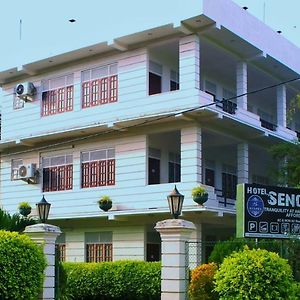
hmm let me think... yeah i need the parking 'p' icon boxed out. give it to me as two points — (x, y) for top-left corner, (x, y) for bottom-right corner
(248, 221), (257, 232)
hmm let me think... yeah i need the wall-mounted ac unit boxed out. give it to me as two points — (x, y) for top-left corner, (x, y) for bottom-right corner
(18, 163), (37, 180)
(15, 82), (36, 102)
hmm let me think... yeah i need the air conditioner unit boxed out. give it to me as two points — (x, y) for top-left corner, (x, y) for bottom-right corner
(18, 163), (37, 180)
(15, 82), (36, 101)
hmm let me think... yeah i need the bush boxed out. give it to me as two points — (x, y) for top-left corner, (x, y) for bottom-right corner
(214, 247), (295, 300)
(0, 230), (46, 299)
(59, 260), (161, 300)
(189, 263), (218, 300)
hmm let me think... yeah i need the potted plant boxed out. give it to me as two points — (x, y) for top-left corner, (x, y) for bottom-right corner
(18, 202), (32, 217)
(191, 185), (208, 205)
(98, 196), (112, 212)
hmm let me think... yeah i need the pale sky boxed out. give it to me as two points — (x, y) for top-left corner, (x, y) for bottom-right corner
(0, 0), (300, 71)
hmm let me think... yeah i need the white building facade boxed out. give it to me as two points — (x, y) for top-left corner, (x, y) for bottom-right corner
(0, 0), (299, 263)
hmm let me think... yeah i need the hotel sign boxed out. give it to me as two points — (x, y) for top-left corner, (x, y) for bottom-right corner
(236, 184), (300, 239)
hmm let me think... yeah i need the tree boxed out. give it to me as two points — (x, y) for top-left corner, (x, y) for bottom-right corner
(0, 208), (36, 232)
(270, 140), (300, 187)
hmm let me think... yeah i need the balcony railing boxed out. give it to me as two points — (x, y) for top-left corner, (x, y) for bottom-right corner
(215, 99), (237, 115)
(260, 118), (277, 131)
(215, 188), (236, 208)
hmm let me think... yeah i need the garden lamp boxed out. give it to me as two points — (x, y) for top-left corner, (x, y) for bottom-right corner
(167, 185), (184, 219)
(36, 195), (51, 223)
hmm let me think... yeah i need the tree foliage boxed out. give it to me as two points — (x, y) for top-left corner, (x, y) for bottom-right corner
(270, 140), (300, 187)
(0, 208), (36, 232)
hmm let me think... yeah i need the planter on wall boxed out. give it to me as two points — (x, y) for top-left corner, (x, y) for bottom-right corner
(19, 207), (31, 217)
(99, 202), (112, 212)
(193, 194), (208, 205)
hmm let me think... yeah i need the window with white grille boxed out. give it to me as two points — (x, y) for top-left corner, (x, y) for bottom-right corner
(42, 154), (73, 192)
(81, 63), (118, 108)
(81, 149), (115, 188)
(41, 74), (74, 116)
(11, 159), (23, 180)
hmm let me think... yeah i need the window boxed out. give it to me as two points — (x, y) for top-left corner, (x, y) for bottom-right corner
(149, 61), (162, 95)
(81, 149), (115, 188)
(205, 80), (217, 101)
(222, 164), (237, 199)
(148, 148), (161, 185)
(81, 63), (118, 108)
(41, 74), (74, 116)
(168, 152), (180, 183)
(11, 159), (23, 180)
(85, 232), (113, 262)
(42, 154), (73, 192)
(170, 70), (179, 91)
(56, 233), (66, 262)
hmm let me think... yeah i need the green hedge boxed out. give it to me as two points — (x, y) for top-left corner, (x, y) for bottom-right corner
(59, 260), (161, 300)
(0, 230), (46, 300)
(214, 247), (296, 299)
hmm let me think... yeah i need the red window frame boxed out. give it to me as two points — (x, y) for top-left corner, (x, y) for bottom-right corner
(81, 159), (115, 188)
(82, 75), (118, 108)
(43, 164), (73, 192)
(42, 86), (73, 116)
(86, 243), (112, 262)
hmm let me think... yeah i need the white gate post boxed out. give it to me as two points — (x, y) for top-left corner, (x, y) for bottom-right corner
(155, 219), (196, 300)
(24, 223), (61, 300)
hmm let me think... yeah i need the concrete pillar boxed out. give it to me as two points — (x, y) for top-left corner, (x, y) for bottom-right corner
(155, 219), (196, 300)
(237, 143), (249, 184)
(277, 84), (287, 127)
(179, 35), (200, 90)
(181, 126), (202, 183)
(236, 62), (247, 110)
(24, 224), (61, 300)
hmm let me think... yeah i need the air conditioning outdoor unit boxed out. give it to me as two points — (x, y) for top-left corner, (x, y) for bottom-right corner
(15, 82), (36, 101)
(18, 163), (37, 180)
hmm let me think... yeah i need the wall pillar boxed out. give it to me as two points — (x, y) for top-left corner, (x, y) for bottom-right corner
(155, 219), (196, 300)
(237, 143), (249, 184)
(277, 84), (287, 127)
(179, 35), (200, 90)
(181, 126), (202, 183)
(24, 224), (61, 300)
(236, 61), (248, 110)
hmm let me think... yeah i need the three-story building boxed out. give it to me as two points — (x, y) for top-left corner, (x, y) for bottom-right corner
(0, 0), (299, 262)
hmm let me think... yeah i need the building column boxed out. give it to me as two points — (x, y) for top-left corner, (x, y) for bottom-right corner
(181, 126), (202, 184)
(179, 35), (200, 90)
(277, 84), (287, 127)
(237, 143), (249, 184)
(24, 224), (61, 300)
(155, 219), (196, 300)
(236, 62), (248, 110)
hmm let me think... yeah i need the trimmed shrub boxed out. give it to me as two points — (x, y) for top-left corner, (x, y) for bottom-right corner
(0, 230), (46, 300)
(214, 247), (295, 300)
(59, 260), (161, 300)
(189, 262), (218, 300)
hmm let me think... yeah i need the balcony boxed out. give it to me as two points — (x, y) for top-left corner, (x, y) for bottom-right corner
(260, 118), (277, 131)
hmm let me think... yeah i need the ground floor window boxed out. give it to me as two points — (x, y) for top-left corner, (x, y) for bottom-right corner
(56, 233), (66, 262)
(85, 232), (113, 262)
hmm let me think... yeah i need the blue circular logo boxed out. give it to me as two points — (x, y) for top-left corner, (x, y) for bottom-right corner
(247, 195), (264, 218)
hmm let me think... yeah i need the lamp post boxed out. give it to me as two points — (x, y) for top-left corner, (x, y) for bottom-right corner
(36, 195), (51, 223)
(167, 185), (184, 219)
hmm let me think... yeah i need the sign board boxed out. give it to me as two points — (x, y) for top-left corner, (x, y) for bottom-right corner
(236, 183), (300, 239)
